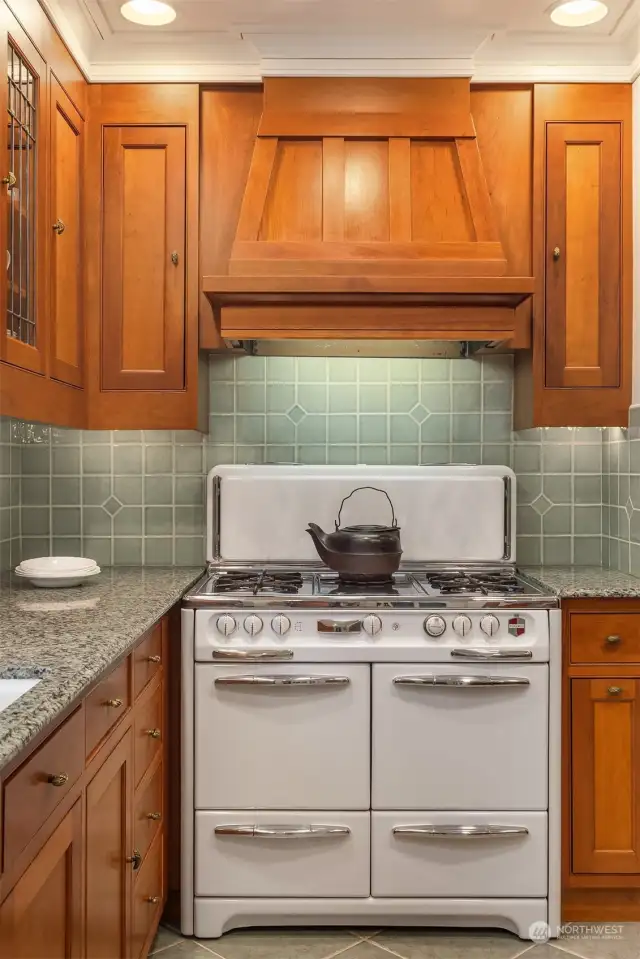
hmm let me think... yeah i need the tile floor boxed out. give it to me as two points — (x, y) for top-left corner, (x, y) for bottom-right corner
(149, 924), (640, 959)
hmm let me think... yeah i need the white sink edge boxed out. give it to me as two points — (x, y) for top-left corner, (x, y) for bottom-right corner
(0, 678), (41, 714)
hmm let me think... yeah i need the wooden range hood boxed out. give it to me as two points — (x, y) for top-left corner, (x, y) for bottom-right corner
(203, 78), (534, 345)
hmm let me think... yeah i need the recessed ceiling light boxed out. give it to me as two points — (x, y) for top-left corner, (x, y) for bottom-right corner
(120, 0), (176, 26)
(549, 0), (608, 27)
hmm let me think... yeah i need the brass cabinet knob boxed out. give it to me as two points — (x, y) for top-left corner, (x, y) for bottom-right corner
(47, 773), (69, 787)
(146, 896), (160, 904)
(2, 172), (16, 189)
(606, 635), (621, 645)
(552, 246), (561, 261)
(171, 251), (179, 265)
(104, 698), (123, 708)
(52, 219), (65, 235)
(147, 655), (161, 664)
(126, 849), (142, 870)
(146, 811), (162, 821)
(608, 686), (623, 696)
(146, 728), (161, 739)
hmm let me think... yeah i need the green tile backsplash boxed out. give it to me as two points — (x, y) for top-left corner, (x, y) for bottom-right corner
(1, 355), (608, 569)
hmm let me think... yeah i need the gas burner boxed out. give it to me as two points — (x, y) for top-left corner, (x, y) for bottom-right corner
(214, 570), (304, 595)
(422, 571), (526, 597)
(338, 574), (395, 589)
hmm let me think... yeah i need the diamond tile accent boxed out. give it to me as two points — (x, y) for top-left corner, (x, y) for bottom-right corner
(286, 405), (306, 424)
(532, 494), (553, 516)
(102, 495), (123, 516)
(409, 404), (430, 424)
(627, 497), (633, 520)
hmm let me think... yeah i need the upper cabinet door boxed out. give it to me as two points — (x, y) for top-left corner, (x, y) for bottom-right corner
(545, 122), (622, 390)
(50, 73), (83, 388)
(101, 125), (186, 391)
(0, 21), (47, 375)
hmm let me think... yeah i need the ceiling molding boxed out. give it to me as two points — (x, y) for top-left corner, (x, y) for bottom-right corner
(89, 61), (262, 82)
(259, 58), (475, 78)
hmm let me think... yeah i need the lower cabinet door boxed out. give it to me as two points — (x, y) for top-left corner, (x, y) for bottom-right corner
(131, 832), (164, 959)
(0, 800), (83, 959)
(371, 812), (548, 898)
(195, 811), (370, 897)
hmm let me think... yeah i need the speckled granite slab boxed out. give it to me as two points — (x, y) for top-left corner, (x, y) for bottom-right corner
(524, 565), (640, 599)
(0, 566), (203, 772)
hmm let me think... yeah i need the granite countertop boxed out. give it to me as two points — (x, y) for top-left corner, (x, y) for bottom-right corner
(0, 566), (204, 772)
(524, 565), (640, 599)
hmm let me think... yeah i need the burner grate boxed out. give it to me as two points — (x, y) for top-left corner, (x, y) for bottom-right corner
(214, 571), (304, 595)
(424, 571), (525, 596)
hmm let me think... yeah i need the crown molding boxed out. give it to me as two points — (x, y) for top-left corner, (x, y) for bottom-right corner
(89, 61), (262, 82)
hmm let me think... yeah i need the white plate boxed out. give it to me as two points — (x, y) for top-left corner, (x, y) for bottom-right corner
(15, 567), (101, 588)
(18, 556), (98, 573)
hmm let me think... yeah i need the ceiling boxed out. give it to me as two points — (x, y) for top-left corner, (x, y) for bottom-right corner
(44, 0), (640, 82)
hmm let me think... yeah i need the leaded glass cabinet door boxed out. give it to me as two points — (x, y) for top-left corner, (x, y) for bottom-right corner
(1, 22), (46, 374)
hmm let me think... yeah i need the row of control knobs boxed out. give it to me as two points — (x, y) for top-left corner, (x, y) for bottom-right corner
(216, 613), (293, 637)
(215, 613), (500, 637)
(424, 614), (500, 637)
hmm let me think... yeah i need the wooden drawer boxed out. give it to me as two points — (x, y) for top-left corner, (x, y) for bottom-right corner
(2, 707), (84, 870)
(85, 658), (130, 757)
(570, 614), (640, 664)
(131, 831), (164, 959)
(133, 621), (163, 701)
(134, 680), (163, 787)
(134, 758), (164, 864)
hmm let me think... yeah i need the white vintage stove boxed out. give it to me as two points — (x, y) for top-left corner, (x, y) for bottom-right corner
(180, 465), (561, 941)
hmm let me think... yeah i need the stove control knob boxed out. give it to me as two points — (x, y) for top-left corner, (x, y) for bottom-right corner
(216, 614), (237, 636)
(480, 614), (500, 637)
(453, 614), (472, 637)
(424, 615), (446, 638)
(362, 614), (383, 636)
(243, 614), (264, 636)
(271, 614), (291, 636)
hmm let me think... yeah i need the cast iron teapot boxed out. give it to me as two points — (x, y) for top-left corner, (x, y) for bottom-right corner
(306, 486), (402, 578)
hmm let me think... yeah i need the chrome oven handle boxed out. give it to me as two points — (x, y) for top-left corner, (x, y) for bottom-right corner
(317, 619), (362, 633)
(393, 824), (529, 839)
(214, 824), (351, 839)
(450, 648), (533, 660)
(211, 649), (293, 661)
(393, 675), (530, 688)
(215, 675), (350, 687)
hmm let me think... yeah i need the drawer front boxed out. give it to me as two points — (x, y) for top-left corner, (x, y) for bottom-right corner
(134, 759), (164, 863)
(372, 811), (548, 898)
(135, 681), (163, 787)
(134, 622), (163, 701)
(132, 831), (164, 959)
(372, 664), (548, 810)
(195, 810), (370, 897)
(86, 658), (130, 757)
(195, 664), (370, 810)
(3, 707), (84, 869)
(570, 614), (640, 664)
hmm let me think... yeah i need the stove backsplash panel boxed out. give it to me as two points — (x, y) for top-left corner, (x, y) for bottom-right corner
(4, 355), (604, 568)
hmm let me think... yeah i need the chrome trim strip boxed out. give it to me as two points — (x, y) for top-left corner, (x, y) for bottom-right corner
(214, 824), (351, 839)
(392, 825), (529, 839)
(393, 674), (530, 687)
(214, 674), (350, 686)
(212, 474), (221, 562)
(211, 649), (294, 661)
(317, 619), (362, 633)
(503, 475), (512, 562)
(450, 648), (533, 660)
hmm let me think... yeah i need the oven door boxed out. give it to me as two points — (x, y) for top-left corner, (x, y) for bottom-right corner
(195, 663), (370, 809)
(372, 663), (548, 810)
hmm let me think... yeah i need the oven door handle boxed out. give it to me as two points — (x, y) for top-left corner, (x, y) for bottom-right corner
(393, 675), (530, 688)
(214, 824), (351, 839)
(392, 824), (529, 839)
(211, 649), (294, 661)
(214, 675), (350, 687)
(450, 648), (533, 660)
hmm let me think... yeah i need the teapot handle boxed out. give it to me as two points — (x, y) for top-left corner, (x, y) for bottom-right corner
(336, 487), (397, 530)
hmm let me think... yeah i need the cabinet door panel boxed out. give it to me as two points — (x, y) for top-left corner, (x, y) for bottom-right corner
(101, 125), (186, 391)
(85, 730), (133, 959)
(572, 677), (640, 874)
(545, 122), (621, 390)
(50, 73), (82, 387)
(0, 800), (82, 959)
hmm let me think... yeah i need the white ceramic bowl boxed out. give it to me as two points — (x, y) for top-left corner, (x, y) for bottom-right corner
(14, 566), (101, 588)
(17, 556), (98, 574)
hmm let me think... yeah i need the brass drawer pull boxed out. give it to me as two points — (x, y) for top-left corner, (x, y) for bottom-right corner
(146, 728), (161, 739)
(147, 655), (161, 664)
(126, 849), (142, 870)
(605, 635), (621, 645)
(171, 251), (179, 265)
(146, 811), (162, 821)
(104, 698), (123, 708)
(146, 896), (160, 904)
(608, 686), (623, 696)
(552, 246), (561, 261)
(2, 172), (16, 189)
(52, 218), (65, 235)
(47, 773), (69, 787)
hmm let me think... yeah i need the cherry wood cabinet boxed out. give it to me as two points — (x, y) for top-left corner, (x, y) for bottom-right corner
(563, 601), (640, 922)
(0, 613), (171, 959)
